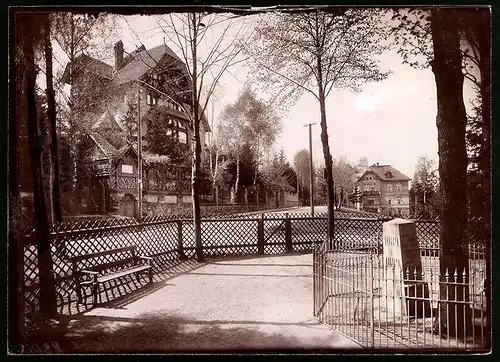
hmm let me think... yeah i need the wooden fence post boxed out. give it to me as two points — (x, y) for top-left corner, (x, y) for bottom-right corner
(177, 220), (187, 260)
(285, 213), (292, 253)
(257, 213), (264, 255)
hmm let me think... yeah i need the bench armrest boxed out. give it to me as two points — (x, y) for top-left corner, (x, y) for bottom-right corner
(74, 269), (98, 284)
(137, 255), (153, 266)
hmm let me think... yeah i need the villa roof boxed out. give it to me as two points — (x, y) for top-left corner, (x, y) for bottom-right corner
(113, 44), (185, 85)
(61, 54), (113, 84)
(88, 132), (118, 159)
(357, 164), (411, 182)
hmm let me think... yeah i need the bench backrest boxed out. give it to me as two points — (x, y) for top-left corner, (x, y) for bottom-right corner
(71, 246), (137, 274)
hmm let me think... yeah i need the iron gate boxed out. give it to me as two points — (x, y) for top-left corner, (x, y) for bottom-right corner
(312, 241), (488, 350)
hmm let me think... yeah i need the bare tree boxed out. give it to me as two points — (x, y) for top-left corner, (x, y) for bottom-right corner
(207, 100), (221, 205)
(248, 8), (389, 245)
(153, 12), (253, 262)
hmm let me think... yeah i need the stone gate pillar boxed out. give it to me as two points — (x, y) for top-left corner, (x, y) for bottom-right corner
(382, 218), (430, 317)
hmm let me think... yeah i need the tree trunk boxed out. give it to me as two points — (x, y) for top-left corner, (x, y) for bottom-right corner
(191, 13), (203, 262)
(234, 154), (240, 204)
(297, 175), (300, 207)
(43, 15), (66, 260)
(476, 9), (491, 340)
(9, 14), (24, 351)
(69, 17), (77, 195)
(215, 185), (219, 207)
(430, 8), (469, 337)
(318, 90), (334, 247)
(43, 16), (61, 224)
(25, 22), (58, 318)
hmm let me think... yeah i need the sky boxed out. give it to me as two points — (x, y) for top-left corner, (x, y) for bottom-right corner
(54, 11), (478, 180)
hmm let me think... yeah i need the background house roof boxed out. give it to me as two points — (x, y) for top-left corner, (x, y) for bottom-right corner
(357, 165), (411, 182)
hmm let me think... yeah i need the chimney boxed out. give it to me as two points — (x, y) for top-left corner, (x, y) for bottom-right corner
(114, 40), (124, 71)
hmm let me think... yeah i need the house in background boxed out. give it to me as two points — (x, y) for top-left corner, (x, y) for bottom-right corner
(62, 40), (211, 218)
(355, 163), (411, 215)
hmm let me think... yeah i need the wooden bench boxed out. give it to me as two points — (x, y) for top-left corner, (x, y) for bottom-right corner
(71, 246), (153, 306)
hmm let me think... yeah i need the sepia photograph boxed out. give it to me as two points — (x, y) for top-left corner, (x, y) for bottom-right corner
(8, 5), (491, 354)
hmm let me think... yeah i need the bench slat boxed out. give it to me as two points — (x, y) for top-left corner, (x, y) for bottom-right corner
(71, 246), (135, 263)
(81, 257), (137, 273)
(95, 265), (152, 284)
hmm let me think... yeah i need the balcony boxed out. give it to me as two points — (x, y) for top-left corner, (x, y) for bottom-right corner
(362, 190), (380, 196)
(93, 159), (111, 177)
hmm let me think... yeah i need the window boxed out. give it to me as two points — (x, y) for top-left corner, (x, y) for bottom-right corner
(149, 72), (161, 89)
(179, 131), (187, 144)
(397, 184), (402, 191)
(388, 199), (392, 205)
(146, 91), (157, 106)
(370, 186), (375, 191)
(397, 197), (402, 205)
(364, 185), (369, 192)
(121, 164), (133, 174)
(387, 184), (392, 192)
(367, 199), (375, 205)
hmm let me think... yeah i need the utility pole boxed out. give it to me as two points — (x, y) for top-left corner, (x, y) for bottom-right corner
(137, 84), (143, 222)
(304, 123), (316, 215)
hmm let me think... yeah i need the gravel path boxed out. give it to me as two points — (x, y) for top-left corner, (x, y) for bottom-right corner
(64, 253), (360, 353)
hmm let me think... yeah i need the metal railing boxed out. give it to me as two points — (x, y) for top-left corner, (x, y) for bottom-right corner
(313, 244), (488, 351)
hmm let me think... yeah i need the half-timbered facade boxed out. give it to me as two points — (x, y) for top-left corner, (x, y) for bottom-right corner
(64, 40), (211, 217)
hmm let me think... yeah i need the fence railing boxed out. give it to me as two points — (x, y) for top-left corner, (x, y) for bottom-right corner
(313, 245), (488, 350)
(22, 211), (488, 350)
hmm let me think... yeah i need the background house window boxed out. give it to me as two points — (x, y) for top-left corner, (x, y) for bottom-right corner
(387, 184), (392, 192)
(397, 197), (403, 204)
(388, 199), (392, 205)
(367, 199), (375, 205)
(121, 164), (133, 174)
(370, 186), (375, 191)
(397, 184), (402, 191)
(364, 185), (369, 192)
